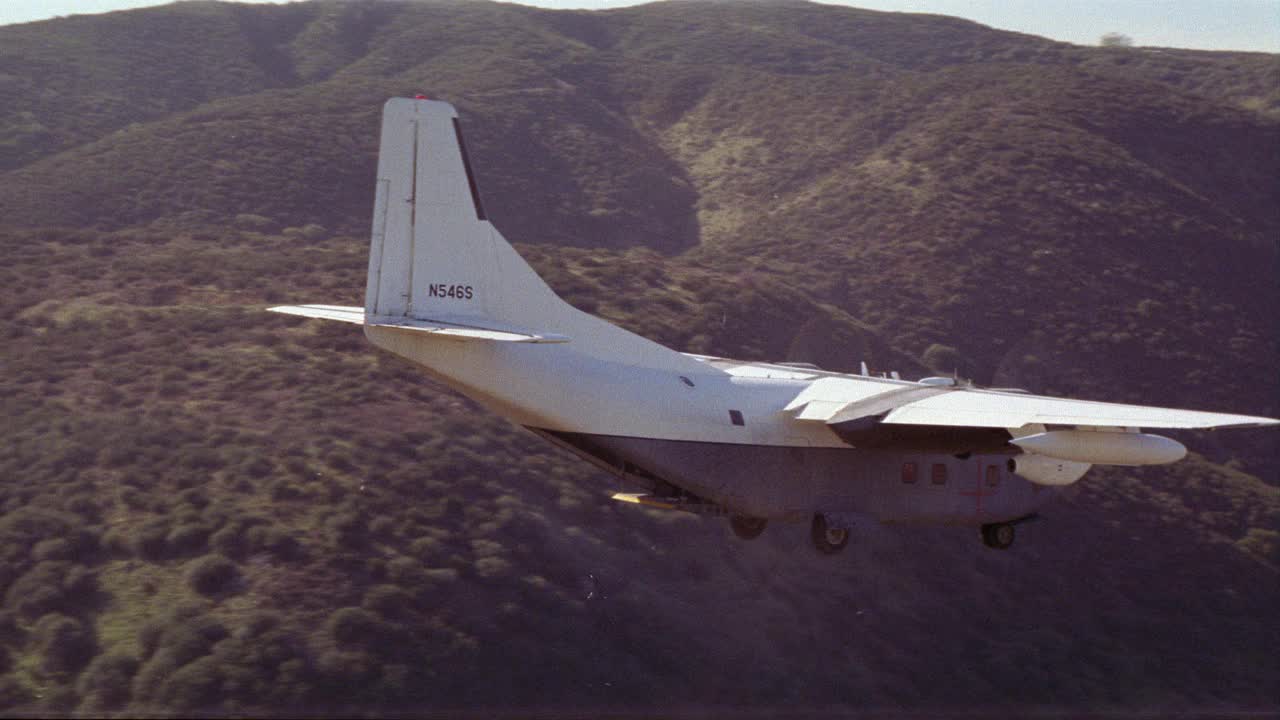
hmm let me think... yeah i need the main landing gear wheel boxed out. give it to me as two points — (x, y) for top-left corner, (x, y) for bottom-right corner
(981, 522), (1016, 550)
(811, 514), (850, 555)
(729, 515), (768, 540)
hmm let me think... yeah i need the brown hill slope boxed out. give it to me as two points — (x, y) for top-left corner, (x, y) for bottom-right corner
(1, 225), (1276, 715)
(0, 1), (1277, 716)
(1, 1), (1275, 439)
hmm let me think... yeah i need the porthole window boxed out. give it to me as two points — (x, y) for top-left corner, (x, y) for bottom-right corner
(729, 410), (745, 426)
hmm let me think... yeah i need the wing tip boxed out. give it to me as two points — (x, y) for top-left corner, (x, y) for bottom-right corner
(1207, 418), (1280, 430)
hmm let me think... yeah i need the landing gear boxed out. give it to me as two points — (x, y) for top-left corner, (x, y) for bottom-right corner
(980, 522), (1015, 550)
(729, 514), (768, 540)
(810, 514), (849, 555)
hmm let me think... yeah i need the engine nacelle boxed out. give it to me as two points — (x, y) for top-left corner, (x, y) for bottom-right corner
(1010, 430), (1186, 466)
(1007, 453), (1092, 487)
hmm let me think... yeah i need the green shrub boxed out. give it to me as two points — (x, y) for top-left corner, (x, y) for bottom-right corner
(154, 614), (228, 668)
(269, 480), (304, 501)
(922, 343), (963, 375)
(33, 613), (96, 675)
(474, 555), (513, 580)
(241, 610), (284, 638)
(98, 528), (132, 557)
(0, 676), (32, 711)
(131, 652), (177, 706)
(408, 536), (443, 562)
(177, 489), (209, 510)
(131, 518), (170, 560)
(61, 495), (100, 521)
(75, 653), (139, 710)
(362, 585), (413, 618)
(209, 523), (246, 558)
(315, 648), (377, 688)
(384, 556), (430, 589)
(186, 554), (240, 596)
(326, 607), (387, 647)
(234, 214), (274, 231)
(37, 685), (78, 713)
(5, 562), (96, 619)
(157, 656), (222, 710)
(137, 621), (165, 661)
(1237, 528), (1280, 565)
(0, 612), (22, 643)
(119, 487), (147, 510)
(166, 522), (212, 556)
(244, 457), (274, 479)
(245, 524), (302, 561)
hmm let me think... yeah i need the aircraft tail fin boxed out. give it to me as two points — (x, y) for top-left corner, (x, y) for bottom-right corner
(362, 97), (711, 373)
(365, 98), (571, 335)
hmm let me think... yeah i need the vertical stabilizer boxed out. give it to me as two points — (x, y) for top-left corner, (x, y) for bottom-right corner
(364, 97), (711, 373)
(366, 98), (563, 330)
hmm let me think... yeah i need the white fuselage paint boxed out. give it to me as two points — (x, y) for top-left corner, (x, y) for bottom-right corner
(365, 325), (1057, 523)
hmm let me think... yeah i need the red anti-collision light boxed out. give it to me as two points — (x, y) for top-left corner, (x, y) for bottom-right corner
(414, 94), (428, 100)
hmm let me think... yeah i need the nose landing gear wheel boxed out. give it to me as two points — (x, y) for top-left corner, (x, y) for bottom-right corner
(729, 515), (768, 540)
(811, 514), (849, 555)
(981, 522), (1015, 549)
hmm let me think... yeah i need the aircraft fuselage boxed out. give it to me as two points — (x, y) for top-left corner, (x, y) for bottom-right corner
(273, 98), (1277, 554)
(365, 325), (1055, 525)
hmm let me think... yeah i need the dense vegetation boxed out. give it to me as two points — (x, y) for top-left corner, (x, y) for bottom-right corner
(0, 1), (1276, 716)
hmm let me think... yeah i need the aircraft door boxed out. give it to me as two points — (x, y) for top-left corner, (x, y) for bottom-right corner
(959, 458), (1002, 521)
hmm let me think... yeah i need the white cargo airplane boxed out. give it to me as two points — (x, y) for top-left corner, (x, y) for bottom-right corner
(272, 98), (1278, 553)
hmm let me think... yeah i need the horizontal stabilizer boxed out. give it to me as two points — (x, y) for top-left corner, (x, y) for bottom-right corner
(269, 304), (364, 324)
(369, 316), (569, 344)
(268, 305), (569, 344)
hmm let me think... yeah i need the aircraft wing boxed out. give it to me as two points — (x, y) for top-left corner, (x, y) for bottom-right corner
(268, 305), (570, 344)
(878, 387), (1278, 430)
(785, 376), (1278, 430)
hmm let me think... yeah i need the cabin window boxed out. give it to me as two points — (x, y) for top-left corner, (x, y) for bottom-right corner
(729, 410), (745, 426)
(931, 463), (947, 485)
(901, 462), (917, 484)
(986, 465), (1000, 487)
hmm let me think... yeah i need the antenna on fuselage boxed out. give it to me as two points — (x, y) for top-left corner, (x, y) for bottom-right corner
(860, 361), (870, 376)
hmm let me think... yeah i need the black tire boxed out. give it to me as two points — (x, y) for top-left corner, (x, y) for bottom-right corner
(810, 514), (850, 555)
(729, 515), (768, 540)
(981, 522), (1015, 550)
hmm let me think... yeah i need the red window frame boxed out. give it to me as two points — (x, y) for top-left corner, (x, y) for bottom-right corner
(931, 463), (947, 485)
(901, 462), (918, 483)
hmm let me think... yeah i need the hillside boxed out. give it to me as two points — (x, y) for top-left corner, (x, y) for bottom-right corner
(0, 1), (1277, 716)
